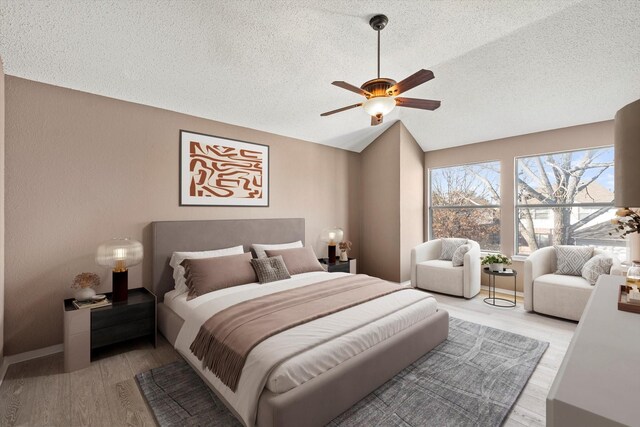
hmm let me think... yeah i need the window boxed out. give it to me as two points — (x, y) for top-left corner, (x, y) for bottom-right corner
(429, 161), (500, 251)
(515, 146), (623, 258)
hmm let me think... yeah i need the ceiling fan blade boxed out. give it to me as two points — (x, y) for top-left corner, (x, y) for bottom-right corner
(371, 114), (383, 126)
(395, 97), (441, 110)
(332, 81), (372, 97)
(320, 103), (363, 116)
(387, 69), (435, 96)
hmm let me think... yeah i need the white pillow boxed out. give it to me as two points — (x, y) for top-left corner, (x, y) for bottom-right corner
(251, 240), (303, 259)
(169, 245), (244, 294)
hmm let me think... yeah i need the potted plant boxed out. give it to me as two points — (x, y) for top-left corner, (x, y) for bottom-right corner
(71, 272), (101, 301)
(481, 254), (512, 272)
(338, 240), (352, 262)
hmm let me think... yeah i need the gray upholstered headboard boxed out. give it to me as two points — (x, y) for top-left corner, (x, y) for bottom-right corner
(151, 218), (305, 301)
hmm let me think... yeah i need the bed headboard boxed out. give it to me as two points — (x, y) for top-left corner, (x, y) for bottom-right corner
(151, 218), (305, 301)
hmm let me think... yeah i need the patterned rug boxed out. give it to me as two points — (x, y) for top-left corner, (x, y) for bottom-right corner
(136, 318), (548, 426)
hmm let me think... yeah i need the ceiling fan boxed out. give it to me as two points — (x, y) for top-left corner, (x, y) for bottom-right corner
(321, 14), (441, 126)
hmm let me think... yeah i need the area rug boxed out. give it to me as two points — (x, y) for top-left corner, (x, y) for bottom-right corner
(136, 318), (548, 427)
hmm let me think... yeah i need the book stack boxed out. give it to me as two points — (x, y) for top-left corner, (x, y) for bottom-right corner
(72, 298), (111, 310)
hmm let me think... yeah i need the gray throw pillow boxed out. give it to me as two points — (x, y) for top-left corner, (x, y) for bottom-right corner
(440, 238), (468, 261)
(452, 244), (471, 267)
(250, 255), (291, 284)
(555, 245), (594, 276)
(581, 254), (614, 285)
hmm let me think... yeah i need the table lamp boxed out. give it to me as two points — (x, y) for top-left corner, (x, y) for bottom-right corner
(321, 227), (344, 263)
(96, 238), (143, 303)
(615, 99), (640, 208)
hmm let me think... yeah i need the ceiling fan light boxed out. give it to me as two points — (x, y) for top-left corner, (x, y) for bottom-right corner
(362, 96), (396, 116)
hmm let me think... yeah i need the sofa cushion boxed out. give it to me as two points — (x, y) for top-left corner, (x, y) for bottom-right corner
(452, 244), (471, 267)
(416, 260), (464, 296)
(439, 238), (468, 261)
(581, 254), (614, 285)
(533, 273), (593, 321)
(555, 245), (593, 276)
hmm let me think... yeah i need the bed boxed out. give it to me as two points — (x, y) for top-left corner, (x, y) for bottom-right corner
(151, 218), (449, 427)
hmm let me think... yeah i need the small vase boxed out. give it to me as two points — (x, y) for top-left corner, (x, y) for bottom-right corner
(490, 263), (504, 272)
(339, 251), (349, 262)
(75, 287), (96, 301)
(627, 232), (640, 264)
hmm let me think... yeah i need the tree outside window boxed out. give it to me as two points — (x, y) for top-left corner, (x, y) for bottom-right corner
(429, 161), (500, 251)
(515, 147), (623, 257)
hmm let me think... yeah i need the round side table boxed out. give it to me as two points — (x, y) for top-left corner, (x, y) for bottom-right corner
(483, 267), (517, 308)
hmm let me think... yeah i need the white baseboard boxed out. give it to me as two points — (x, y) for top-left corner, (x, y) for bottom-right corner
(0, 343), (63, 387)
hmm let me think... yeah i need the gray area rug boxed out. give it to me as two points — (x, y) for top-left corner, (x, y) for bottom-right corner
(136, 318), (548, 426)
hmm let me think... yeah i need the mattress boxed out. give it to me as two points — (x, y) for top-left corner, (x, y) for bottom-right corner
(170, 271), (438, 426)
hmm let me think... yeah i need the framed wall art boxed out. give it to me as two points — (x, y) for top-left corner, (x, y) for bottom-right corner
(180, 130), (269, 206)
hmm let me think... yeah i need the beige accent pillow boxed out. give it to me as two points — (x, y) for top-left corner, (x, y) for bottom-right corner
(581, 254), (614, 285)
(440, 238), (468, 261)
(265, 247), (324, 275)
(181, 252), (257, 300)
(169, 245), (244, 294)
(252, 240), (303, 259)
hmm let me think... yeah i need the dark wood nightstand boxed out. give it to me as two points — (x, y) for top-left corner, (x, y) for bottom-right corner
(319, 258), (357, 274)
(63, 287), (157, 372)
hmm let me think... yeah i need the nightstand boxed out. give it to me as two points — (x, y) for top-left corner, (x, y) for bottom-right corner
(63, 287), (157, 372)
(319, 258), (357, 274)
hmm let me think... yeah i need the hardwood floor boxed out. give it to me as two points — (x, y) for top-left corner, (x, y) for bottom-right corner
(0, 291), (575, 427)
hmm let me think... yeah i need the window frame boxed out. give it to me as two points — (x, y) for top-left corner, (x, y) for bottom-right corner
(428, 160), (501, 251)
(513, 145), (615, 256)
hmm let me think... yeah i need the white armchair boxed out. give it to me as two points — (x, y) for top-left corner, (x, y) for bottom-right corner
(410, 239), (481, 298)
(524, 246), (620, 321)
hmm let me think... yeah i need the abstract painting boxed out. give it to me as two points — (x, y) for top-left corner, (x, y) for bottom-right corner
(180, 131), (269, 206)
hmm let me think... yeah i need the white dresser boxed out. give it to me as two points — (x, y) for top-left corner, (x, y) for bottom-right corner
(547, 275), (640, 426)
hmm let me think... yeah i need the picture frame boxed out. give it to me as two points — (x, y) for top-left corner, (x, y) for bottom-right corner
(179, 130), (269, 206)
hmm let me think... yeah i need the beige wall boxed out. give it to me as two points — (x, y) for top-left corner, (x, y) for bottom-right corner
(424, 120), (614, 291)
(399, 123), (424, 282)
(4, 76), (361, 356)
(360, 121), (424, 282)
(360, 123), (401, 281)
(0, 57), (5, 360)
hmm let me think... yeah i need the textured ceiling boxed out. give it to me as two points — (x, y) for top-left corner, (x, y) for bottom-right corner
(1, 0), (639, 152)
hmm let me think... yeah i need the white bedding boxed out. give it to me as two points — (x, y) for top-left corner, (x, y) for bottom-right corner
(171, 272), (437, 427)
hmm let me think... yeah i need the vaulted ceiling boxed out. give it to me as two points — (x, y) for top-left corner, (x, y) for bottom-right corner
(1, 1), (639, 152)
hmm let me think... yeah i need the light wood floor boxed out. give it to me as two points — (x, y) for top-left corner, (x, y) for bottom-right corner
(0, 290), (576, 427)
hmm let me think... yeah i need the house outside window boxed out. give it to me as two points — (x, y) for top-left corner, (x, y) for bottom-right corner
(515, 146), (623, 258)
(429, 161), (500, 251)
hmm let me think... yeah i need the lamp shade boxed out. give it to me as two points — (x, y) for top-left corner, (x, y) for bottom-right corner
(321, 227), (344, 246)
(614, 99), (640, 207)
(362, 96), (396, 117)
(96, 238), (143, 272)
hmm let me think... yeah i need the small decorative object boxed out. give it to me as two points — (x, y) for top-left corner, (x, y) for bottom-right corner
(626, 261), (640, 285)
(481, 253), (512, 272)
(96, 238), (143, 303)
(618, 285), (640, 314)
(321, 227), (344, 263)
(180, 130), (269, 206)
(339, 240), (352, 262)
(71, 272), (100, 301)
(610, 208), (640, 262)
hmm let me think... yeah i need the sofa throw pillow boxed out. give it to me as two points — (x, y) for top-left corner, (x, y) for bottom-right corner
(555, 245), (594, 276)
(250, 255), (291, 284)
(581, 254), (614, 285)
(452, 244), (471, 267)
(440, 238), (468, 261)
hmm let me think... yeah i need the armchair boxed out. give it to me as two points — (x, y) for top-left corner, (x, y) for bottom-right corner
(524, 246), (620, 321)
(410, 239), (481, 298)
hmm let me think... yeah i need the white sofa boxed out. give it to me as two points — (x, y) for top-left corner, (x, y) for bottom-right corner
(524, 246), (620, 321)
(410, 239), (481, 298)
